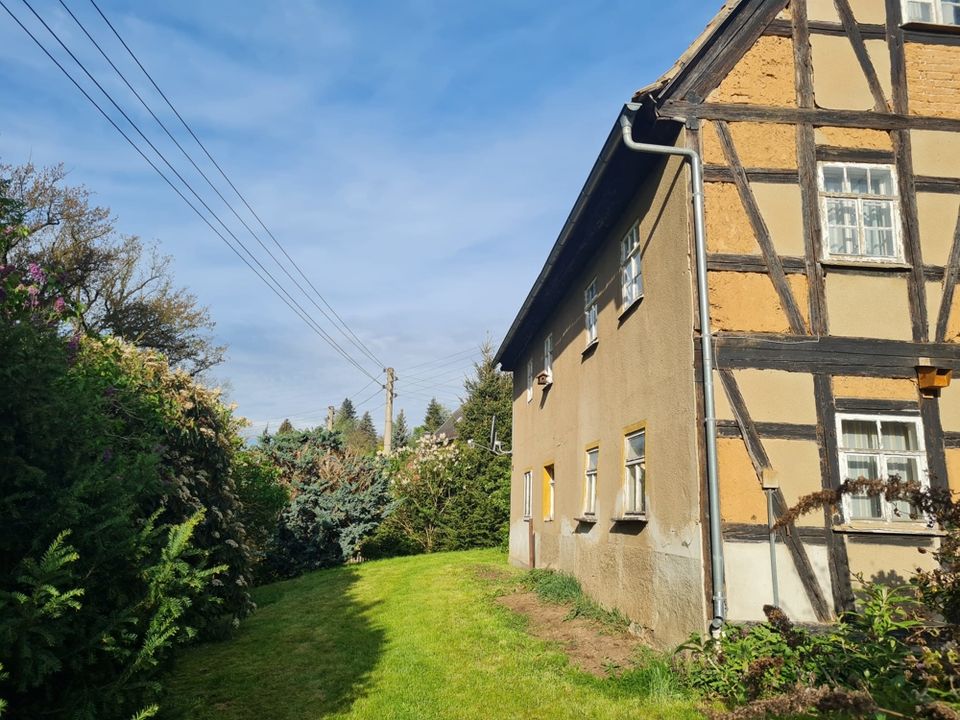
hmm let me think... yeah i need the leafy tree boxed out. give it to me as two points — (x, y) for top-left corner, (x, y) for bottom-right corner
(1, 162), (224, 375)
(231, 449), (289, 573)
(422, 398), (449, 434)
(392, 410), (410, 449)
(277, 418), (295, 435)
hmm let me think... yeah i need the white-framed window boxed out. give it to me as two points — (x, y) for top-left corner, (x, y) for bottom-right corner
(543, 334), (553, 381)
(584, 447), (599, 516)
(522, 470), (532, 519)
(904, 0), (960, 24)
(819, 163), (902, 262)
(584, 279), (598, 346)
(620, 222), (643, 307)
(624, 430), (646, 515)
(836, 413), (928, 523)
(526, 359), (533, 402)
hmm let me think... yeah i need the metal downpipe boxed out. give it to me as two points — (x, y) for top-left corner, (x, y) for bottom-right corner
(618, 113), (726, 632)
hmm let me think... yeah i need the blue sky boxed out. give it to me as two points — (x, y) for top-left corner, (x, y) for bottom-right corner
(0, 0), (718, 435)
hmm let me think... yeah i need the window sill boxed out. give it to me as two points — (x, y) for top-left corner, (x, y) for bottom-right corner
(618, 296), (643, 321)
(574, 515), (598, 524)
(581, 339), (599, 357)
(612, 514), (648, 523)
(820, 258), (911, 272)
(902, 21), (960, 35)
(522, 516), (532, 522)
(835, 523), (942, 537)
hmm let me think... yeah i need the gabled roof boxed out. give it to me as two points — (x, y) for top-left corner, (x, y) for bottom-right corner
(494, 0), (784, 371)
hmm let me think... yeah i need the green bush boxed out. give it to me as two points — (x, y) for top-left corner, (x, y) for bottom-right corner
(258, 428), (392, 579)
(0, 244), (254, 715)
(231, 448), (288, 579)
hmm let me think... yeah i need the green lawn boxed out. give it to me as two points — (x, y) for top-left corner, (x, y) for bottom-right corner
(161, 549), (701, 720)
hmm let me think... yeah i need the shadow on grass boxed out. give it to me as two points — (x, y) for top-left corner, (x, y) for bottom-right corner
(162, 566), (384, 720)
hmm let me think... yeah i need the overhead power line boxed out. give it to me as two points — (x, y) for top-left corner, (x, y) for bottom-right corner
(3, 0), (382, 383)
(57, 0), (384, 372)
(398, 347), (479, 373)
(85, 0), (386, 370)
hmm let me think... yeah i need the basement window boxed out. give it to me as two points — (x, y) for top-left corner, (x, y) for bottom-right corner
(620, 222), (643, 309)
(584, 279), (598, 347)
(903, 0), (960, 24)
(836, 414), (929, 524)
(819, 163), (902, 263)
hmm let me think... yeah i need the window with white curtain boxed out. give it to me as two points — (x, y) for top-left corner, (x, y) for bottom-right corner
(526, 359), (533, 402)
(904, 0), (960, 24)
(624, 430), (646, 515)
(620, 222), (643, 307)
(819, 163), (902, 262)
(522, 470), (532, 519)
(584, 448), (599, 516)
(584, 279), (598, 346)
(836, 414), (928, 523)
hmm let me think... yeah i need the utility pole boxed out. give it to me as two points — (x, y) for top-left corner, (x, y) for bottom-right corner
(326, 405), (335, 432)
(383, 368), (395, 454)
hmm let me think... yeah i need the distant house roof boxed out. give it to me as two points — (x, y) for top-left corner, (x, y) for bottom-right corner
(493, 0), (764, 372)
(433, 406), (464, 442)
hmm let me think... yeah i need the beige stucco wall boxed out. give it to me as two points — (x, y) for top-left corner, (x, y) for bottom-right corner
(754, 182), (806, 257)
(833, 376), (918, 401)
(912, 130), (960, 178)
(733, 368), (819, 424)
(812, 35), (879, 111)
(939, 383), (960, 432)
(709, 35), (796, 106)
(945, 448), (960, 494)
(917, 193), (960, 268)
(508, 135), (706, 648)
(825, 273), (913, 340)
(846, 541), (938, 586)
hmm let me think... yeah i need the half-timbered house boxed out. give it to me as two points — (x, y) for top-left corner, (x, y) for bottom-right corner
(494, 0), (960, 647)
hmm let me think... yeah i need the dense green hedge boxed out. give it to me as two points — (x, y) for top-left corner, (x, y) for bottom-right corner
(0, 254), (256, 718)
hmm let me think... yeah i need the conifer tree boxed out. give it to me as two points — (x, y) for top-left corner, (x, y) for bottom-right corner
(334, 397), (357, 434)
(392, 410), (410, 449)
(348, 411), (379, 456)
(277, 418), (294, 435)
(422, 398), (449, 434)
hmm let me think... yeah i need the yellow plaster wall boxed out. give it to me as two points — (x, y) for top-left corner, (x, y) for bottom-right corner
(734, 369), (819, 424)
(945, 448), (960, 494)
(825, 273), (913, 340)
(702, 121), (798, 169)
(765, 439), (825, 528)
(709, 35), (796, 107)
(912, 130), (960, 178)
(788, 274), (811, 330)
(709, 271), (792, 333)
(754, 182), (806, 257)
(705, 183), (758, 254)
(906, 42), (960, 119)
(832, 376), (918, 401)
(718, 438), (766, 524)
(814, 126), (892, 150)
(917, 193), (960, 268)
(811, 35), (878, 110)
(867, 39), (893, 104)
(714, 370), (736, 421)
